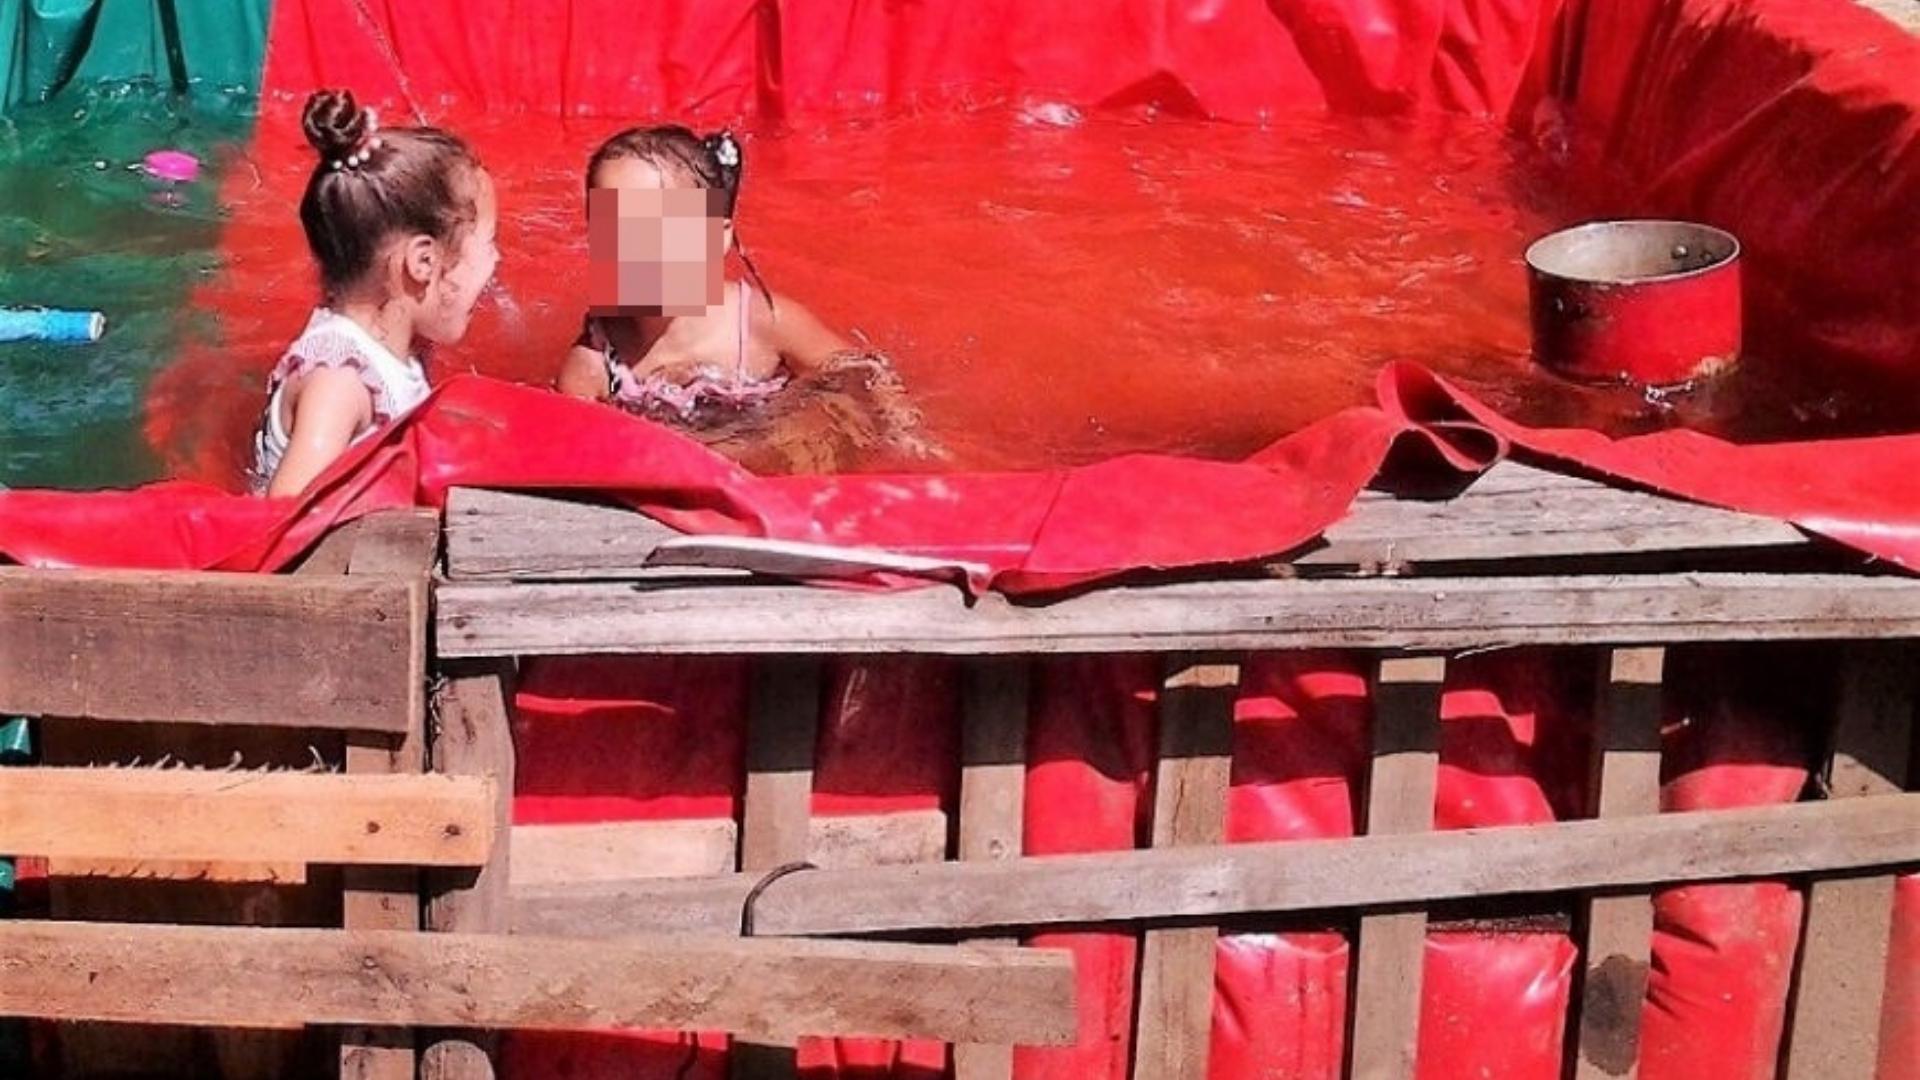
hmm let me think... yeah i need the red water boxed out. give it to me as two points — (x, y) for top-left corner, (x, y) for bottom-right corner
(144, 100), (1828, 483)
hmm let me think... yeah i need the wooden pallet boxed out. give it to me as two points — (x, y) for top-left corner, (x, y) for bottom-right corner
(1, 512), (1074, 1080)
(437, 461), (1918, 1080)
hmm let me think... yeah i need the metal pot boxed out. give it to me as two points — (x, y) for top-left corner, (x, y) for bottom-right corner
(1526, 220), (1741, 386)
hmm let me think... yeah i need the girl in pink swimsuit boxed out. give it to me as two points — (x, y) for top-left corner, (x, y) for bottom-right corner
(557, 126), (861, 426)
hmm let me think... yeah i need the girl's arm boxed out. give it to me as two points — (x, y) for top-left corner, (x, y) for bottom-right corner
(265, 367), (373, 498)
(558, 344), (612, 401)
(765, 292), (855, 377)
(558, 318), (612, 401)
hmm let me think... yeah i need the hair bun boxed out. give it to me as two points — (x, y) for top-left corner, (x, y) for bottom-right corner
(302, 89), (371, 162)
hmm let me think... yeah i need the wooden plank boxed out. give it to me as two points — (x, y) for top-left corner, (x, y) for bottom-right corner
(422, 659), (518, 1080)
(345, 509), (441, 578)
(291, 517), (366, 576)
(441, 466), (1805, 581)
(0, 566), (424, 732)
(1133, 658), (1238, 1080)
(512, 792), (1920, 940)
(741, 657), (822, 873)
(45, 857), (307, 884)
(443, 488), (712, 581)
(37, 726), (347, 1077)
(1853, 0), (1920, 34)
(958, 660), (1032, 867)
(1349, 655), (1444, 1080)
(734, 657), (823, 1078)
(510, 811), (949, 887)
(1323, 462), (1803, 570)
(955, 658), (1031, 1080)
(811, 808), (949, 869)
(340, 511), (439, 1080)
(435, 573), (1920, 658)
(1783, 644), (1917, 1080)
(1575, 646), (1665, 1080)
(515, 818), (739, 886)
(0, 921), (1076, 1046)
(40, 518), (435, 895)
(0, 768), (490, 866)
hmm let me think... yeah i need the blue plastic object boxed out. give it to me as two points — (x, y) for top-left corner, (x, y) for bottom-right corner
(0, 307), (105, 343)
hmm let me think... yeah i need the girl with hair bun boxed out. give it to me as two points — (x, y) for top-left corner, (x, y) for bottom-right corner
(252, 88), (500, 496)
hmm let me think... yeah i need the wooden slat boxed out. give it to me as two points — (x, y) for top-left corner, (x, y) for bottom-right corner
(441, 466), (1804, 581)
(436, 573), (1920, 658)
(1783, 645), (1917, 1080)
(0, 769), (490, 866)
(339, 510), (439, 1080)
(44, 857), (307, 884)
(510, 811), (949, 887)
(1349, 655), (1444, 1080)
(741, 658), (822, 873)
(0, 921), (1076, 1046)
(422, 659), (518, 1080)
(955, 658), (1031, 1080)
(0, 566), (424, 732)
(515, 818), (739, 885)
(1325, 463), (1802, 569)
(1133, 658), (1238, 1080)
(811, 808), (949, 868)
(512, 792), (1920, 940)
(1575, 646), (1665, 1080)
(291, 517), (367, 575)
(1854, 0), (1920, 34)
(38, 728), (349, 1076)
(958, 661), (1032, 867)
(734, 657), (823, 1078)
(344, 509), (441, 578)
(443, 488), (710, 581)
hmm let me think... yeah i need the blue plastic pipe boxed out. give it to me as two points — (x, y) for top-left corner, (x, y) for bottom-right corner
(0, 308), (105, 343)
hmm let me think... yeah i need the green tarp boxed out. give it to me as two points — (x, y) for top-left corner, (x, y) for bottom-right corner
(2, 0), (271, 111)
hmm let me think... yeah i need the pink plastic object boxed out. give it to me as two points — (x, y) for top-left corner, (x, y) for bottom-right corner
(142, 150), (201, 183)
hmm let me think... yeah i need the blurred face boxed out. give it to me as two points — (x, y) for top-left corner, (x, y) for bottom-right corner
(587, 156), (729, 317)
(415, 167), (501, 344)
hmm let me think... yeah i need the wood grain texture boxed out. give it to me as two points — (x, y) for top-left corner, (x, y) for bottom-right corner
(436, 573), (1920, 658)
(0, 769), (490, 866)
(1783, 645), (1917, 1080)
(512, 793), (1920, 939)
(1576, 647), (1664, 1080)
(2, 566), (423, 732)
(442, 466), (1803, 581)
(0, 921), (1076, 1046)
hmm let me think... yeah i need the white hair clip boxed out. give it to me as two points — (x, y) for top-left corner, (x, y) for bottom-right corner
(711, 132), (740, 168)
(337, 135), (384, 172)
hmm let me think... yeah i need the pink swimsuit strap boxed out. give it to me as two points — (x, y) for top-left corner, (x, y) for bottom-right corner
(603, 282), (787, 421)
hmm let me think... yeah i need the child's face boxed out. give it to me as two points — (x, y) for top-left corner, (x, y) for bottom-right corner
(587, 156), (728, 317)
(417, 167), (501, 344)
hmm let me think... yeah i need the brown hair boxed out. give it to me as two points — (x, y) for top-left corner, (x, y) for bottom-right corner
(586, 125), (743, 214)
(586, 124), (770, 303)
(299, 89), (484, 297)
